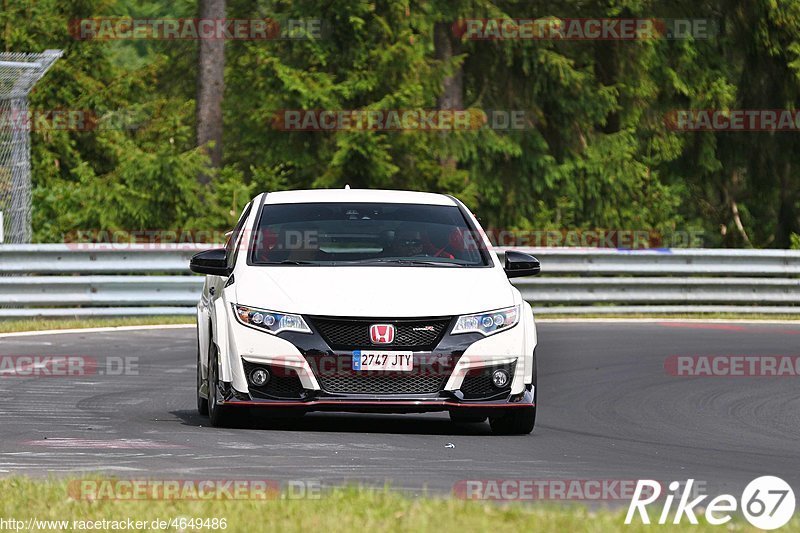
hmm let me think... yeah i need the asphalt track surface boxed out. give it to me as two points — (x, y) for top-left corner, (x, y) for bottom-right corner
(1, 321), (799, 501)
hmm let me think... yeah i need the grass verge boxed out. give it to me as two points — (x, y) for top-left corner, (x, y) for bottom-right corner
(0, 478), (795, 533)
(0, 316), (193, 334)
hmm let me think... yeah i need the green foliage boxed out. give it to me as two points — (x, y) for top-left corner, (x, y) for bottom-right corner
(1, 0), (799, 247)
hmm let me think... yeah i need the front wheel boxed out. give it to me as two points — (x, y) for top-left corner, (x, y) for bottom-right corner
(449, 411), (487, 424)
(196, 335), (209, 416)
(207, 342), (239, 428)
(489, 407), (536, 435)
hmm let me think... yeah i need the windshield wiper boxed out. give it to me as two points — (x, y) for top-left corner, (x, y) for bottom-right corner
(352, 258), (465, 267)
(260, 260), (320, 265)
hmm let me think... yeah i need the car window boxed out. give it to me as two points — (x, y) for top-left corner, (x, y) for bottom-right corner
(225, 201), (253, 270)
(250, 202), (489, 266)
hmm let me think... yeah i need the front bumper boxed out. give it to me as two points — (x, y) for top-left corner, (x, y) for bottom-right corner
(217, 311), (534, 412)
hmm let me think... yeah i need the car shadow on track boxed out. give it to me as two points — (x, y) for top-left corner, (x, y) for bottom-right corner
(170, 409), (497, 436)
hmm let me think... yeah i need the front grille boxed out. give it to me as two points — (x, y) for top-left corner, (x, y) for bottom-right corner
(309, 316), (451, 350)
(460, 362), (516, 399)
(242, 360), (304, 399)
(318, 373), (445, 395)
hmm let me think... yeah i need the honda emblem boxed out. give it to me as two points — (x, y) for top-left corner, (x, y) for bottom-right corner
(370, 324), (395, 344)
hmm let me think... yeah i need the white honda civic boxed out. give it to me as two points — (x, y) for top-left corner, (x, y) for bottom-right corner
(191, 189), (541, 434)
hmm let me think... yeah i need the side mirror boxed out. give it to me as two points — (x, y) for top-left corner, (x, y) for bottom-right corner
(190, 248), (230, 276)
(504, 250), (541, 278)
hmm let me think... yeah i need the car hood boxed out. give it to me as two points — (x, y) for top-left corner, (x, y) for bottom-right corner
(233, 266), (515, 317)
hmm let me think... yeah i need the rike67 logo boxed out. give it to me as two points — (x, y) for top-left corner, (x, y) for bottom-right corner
(626, 476), (796, 529)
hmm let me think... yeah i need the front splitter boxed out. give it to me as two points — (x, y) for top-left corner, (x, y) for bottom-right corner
(218, 389), (535, 415)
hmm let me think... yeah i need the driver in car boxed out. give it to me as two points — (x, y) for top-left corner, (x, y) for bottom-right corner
(387, 228), (425, 257)
(387, 227), (456, 259)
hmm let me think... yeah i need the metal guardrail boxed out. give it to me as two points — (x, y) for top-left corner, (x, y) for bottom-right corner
(0, 244), (201, 274)
(0, 245), (798, 317)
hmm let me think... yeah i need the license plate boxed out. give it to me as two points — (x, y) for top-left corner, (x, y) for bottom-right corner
(352, 351), (413, 371)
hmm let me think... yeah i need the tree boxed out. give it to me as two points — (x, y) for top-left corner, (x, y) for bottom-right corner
(2, 0), (798, 248)
(196, 0), (225, 179)
(434, 20), (463, 171)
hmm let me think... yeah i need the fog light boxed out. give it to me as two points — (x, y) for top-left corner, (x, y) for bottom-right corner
(249, 368), (270, 386)
(491, 369), (510, 388)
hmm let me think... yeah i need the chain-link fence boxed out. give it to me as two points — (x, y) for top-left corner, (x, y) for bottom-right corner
(0, 50), (61, 244)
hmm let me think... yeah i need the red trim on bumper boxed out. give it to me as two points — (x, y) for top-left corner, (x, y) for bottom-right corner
(221, 399), (534, 408)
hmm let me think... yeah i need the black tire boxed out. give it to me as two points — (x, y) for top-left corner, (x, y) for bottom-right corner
(489, 407), (536, 435)
(207, 341), (238, 428)
(449, 411), (487, 424)
(489, 353), (537, 435)
(196, 334), (209, 416)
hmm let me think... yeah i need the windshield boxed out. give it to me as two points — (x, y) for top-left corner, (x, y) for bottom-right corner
(249, 202), (490, 267)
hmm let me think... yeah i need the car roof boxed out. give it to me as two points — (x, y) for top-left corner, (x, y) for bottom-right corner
(260, 189), (458, 206)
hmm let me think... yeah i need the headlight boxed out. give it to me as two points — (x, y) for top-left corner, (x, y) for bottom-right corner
(232, 304), (311, 335)
(451, 305), (519, 336)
